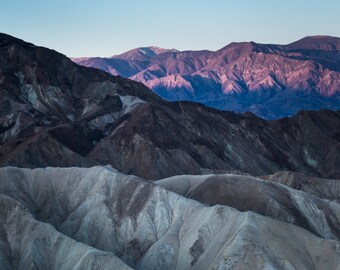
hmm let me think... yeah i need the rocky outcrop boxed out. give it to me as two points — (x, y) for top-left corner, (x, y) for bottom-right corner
(1, 166), (340, 269)
(74, 36), (340, 119)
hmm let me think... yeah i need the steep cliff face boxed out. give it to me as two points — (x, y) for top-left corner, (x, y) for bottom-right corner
(74, 36), (340, 119)
(0, 166), (339, 269)
(1, 33), (340, 179)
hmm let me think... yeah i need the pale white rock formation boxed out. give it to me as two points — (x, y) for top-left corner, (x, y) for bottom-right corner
(156, 174), (340, 241)
(262, 171), (340, 202)
(0, 166), (340, 269)
(0, 194), (131, 270)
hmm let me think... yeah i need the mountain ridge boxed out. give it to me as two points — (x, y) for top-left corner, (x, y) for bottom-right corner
(1, 33), (340, 180)
(73, 35), (340, 119)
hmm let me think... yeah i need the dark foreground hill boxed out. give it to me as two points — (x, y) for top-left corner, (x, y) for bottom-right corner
(1, 33), (340, 179)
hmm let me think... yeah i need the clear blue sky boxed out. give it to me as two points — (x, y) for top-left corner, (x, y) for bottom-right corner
(0, 0), (339, 57)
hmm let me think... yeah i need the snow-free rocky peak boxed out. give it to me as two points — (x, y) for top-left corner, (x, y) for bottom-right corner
(74, 35), (340, 119)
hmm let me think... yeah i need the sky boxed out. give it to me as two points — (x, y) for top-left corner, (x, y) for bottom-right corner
(0, 0), (339, 57)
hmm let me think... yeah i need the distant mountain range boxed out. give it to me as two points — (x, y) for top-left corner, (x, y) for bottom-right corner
(73, 36), (340, 119)
(1, 33), (340, 180)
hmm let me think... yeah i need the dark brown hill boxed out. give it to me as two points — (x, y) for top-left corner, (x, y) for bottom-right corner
(1, 33), (339, 179)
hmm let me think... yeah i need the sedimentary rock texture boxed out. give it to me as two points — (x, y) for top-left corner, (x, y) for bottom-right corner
(262, 171), (340, 202)
(74, 36), (340, 119)
(156, 173), (340, 240)
(0, 166), (340, 269)
(0, 194), (131, 270)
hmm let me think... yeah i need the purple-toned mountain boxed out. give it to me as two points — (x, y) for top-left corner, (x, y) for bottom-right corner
(74, 36), (340, 119)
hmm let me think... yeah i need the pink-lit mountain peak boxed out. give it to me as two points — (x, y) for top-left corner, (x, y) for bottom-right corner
(111, 46), (178, 60)
(74, 35), (340, 119)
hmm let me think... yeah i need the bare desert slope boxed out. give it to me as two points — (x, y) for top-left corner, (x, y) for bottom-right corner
(0, 166), (339, 269)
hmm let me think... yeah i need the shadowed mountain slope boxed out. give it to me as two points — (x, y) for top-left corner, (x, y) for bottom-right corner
(1, 33), (340, 179)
